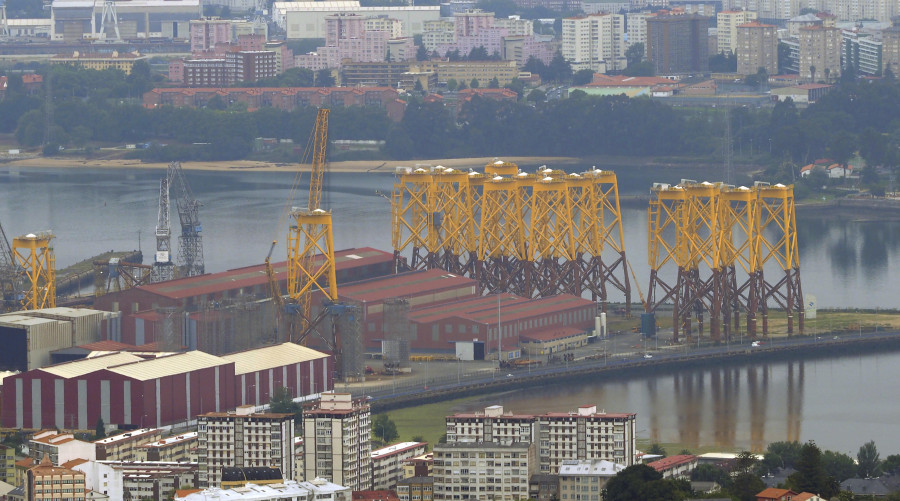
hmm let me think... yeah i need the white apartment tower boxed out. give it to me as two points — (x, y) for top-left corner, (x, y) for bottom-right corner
(717, 9), (757, 54)
(432, 442), (537, 501)
(626, 12), (651, 48)
(197, 406), (296, 488)
(302, 392), (372, 491)
(445, 405), (636, 474)
(562, 13), (627, 72)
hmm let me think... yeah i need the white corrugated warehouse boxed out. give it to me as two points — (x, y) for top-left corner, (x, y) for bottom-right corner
(50, 0), (201, 41)
(0, 314), (73, 371)
(272, 0), (440, 39)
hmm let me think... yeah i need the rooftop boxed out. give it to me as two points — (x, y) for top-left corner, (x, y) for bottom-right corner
(558, 459), (625, 476)
(220, 343), (329, 375)
(337, 269), (475, 303)
(648, 454), (699, 472)
(39, 352), (147, 379)
(136, 247), (391, 300)
(94, 428), (159, 446)
(105, 351), (229, 381)
(143, 432), (198, 448)
(372, 442), (427, 459)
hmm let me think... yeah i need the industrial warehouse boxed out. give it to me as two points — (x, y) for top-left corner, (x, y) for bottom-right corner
(1, 342), (332, 430)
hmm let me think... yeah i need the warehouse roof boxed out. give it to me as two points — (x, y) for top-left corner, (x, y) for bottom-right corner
(23, 307), (106, 319)
(0, 314), (60, 327)
(407, 294), (523, 323)
(40, 352), (147, 378)
(138, 247), (391, 300)
(520, 326), (585, 342)
(106, 351), (229, 381)
(337, 269), (476, 303)
(221, 343), (329, 375)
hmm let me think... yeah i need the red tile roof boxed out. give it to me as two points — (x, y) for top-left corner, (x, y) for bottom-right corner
(756, 487), (798, 500)
(648, 454), (698, 471)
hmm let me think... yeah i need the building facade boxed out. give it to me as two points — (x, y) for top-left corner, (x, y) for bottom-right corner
(646, 14), (710, 74)
(736, 21), (777, 75)
(799, 25), (841, 81)
(49, 52), (149, 74)
(94, 429), (163, 462)
(26, 456), (86, 501)
(557, 459), (624, 501)
(444, 405), (637, 475)
(197, 406), (296, 488)
(562, 13), (627, 72)
(142, 433), (198, 462)
(432, 442), (537, 501)
(371, 442), (428, 490)
(842, 30), (882, 75)
(303, 393), (372, 492)
(883, 25), (900, 76)
(716, 9), (756, 54)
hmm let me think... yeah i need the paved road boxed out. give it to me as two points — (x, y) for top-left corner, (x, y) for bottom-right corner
(351, 327), (900, 408)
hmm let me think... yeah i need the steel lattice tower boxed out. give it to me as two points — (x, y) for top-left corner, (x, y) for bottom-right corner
(168, 161), (204, 277)
(12, 232), (55, 310)
(151, 177), (176, 282)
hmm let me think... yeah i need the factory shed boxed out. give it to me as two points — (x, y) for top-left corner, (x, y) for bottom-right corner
(0, 314), (74, 372)
(310, 269), (478, 350)
(1, 351), (235, 430)
(406, 294), (596, 352)
(220, 343), (333, 407)
(93, 247), (393, 315)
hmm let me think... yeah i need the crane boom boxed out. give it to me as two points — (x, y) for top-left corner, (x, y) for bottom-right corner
(308, 109), (329, 212)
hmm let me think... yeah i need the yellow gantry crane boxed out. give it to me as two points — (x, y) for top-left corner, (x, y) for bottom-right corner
(265, 108), (341, 350)
(288, 108), (339, 343)
(12, 231), (56, 310)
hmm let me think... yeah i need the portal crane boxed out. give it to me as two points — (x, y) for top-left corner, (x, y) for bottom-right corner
(168, 161), (204, 277)
(151, 176), (176, 282)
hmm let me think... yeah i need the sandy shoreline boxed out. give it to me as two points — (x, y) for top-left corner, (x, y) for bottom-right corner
(1, 156), (581, 173)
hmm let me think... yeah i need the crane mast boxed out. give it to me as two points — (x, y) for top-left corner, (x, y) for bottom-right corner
(287, 108), (338, 343)
(151, 177), (176, 282)
(168, 161), (205, 277)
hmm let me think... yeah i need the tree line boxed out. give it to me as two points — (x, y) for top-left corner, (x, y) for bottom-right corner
(2, 64), (900, 165)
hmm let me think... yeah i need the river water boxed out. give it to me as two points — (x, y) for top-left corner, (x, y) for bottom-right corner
(1, 165), (898, 453)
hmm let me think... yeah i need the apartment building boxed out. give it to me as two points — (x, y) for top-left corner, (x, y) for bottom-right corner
(799, 25), (841, 81)
(444, 405), (636, 475)
(77, 460), (199, 501)
(189, 19), (232, 53)
(25, 456), (86, 501)
(736, 21), (777, 75)
(883, 24), (900, 76)
(626, 12), (651, 47)
(716, 9), (756, 54)
(396, 476), (434, 501)
(842, 30), (882, 76)
(142, 432), (198, 462)
(557, 459), (624, 501)
(454, 9), (494, 37)
(302, 392), (372, 492)
(371, 442), (428, 490)
(432, 442), (537, 501)
(646, 13), (710, 74)
(197, 406), (295, 488)
(562, 13), (627, 72)
(366, 16), (404, 38)
(29, 431), (96, 466)
(0, 445), (14, 485)
(445, 405), (538, 445)
(94, 428), (162, 462)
